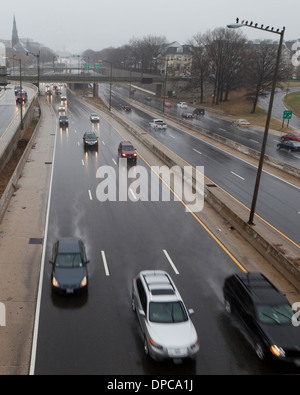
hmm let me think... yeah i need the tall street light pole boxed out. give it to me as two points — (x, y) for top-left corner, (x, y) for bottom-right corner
(227, 19), (285, 225)
(162, 59), (169, 113)
(9, 57), (23, 129)
(26, 50), (40, 95)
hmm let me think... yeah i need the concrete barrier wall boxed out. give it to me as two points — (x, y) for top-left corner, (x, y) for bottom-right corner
(0, 85), (38, 173)
(0, 88), (40, 224)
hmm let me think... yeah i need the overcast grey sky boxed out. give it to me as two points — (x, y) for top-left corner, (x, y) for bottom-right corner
(1, 0), (299, 53)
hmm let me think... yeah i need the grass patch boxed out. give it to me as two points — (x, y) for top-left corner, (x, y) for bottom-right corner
(206, 89), (285, 132)
(284, 91), (300, 118)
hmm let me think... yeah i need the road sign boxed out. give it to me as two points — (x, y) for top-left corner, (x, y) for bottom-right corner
(84, 63), (90, 70)
(283, 110), (293, 120)
(94, 63), (100, 70)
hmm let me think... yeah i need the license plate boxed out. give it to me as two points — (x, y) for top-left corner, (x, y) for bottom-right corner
(169, 348), (187, 357)
(66, 288), (74, 294)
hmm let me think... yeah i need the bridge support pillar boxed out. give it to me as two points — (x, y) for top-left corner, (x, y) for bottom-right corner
(93, 83), (98, 98)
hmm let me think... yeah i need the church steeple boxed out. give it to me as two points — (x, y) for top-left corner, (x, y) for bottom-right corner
(12, 14), (19, 48)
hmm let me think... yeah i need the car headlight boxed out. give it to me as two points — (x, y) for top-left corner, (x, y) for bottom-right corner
(149, 337), (163, 351)
(191, 338), (199, 350)
(81, 276), (87, 287)
(270, 345), (285, 358)
(52, 277), (59, 288)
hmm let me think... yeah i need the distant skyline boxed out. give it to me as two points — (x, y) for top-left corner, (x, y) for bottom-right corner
(1, 0), (299, 54)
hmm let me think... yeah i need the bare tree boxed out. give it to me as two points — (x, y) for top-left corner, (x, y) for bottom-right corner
(245, 41), (284, 113)
(190, 33), (209, 103)
(203, 28), (246, 105)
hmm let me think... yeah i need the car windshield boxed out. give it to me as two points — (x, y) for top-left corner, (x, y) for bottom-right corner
(122, 146), (134, 151)
(55, 253), (83, 268)
(149, 301), (188, 323)
(85, 133), (97, 139)
(256, 303), (294, 325)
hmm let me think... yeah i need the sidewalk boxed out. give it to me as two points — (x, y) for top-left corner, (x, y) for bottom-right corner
(0, 96), (55, 375)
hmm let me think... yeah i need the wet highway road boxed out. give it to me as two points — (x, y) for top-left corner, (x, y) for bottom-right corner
(0, 85), (37, 138)
(99, 85), (300, 247)
(30, 88), (299, 375)
(0, 89), (20, 137)
(113, 84), (300, 169)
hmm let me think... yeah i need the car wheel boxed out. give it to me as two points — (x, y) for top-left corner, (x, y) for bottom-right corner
(224, 299), (232, 314)
(255, 342), (265, 361)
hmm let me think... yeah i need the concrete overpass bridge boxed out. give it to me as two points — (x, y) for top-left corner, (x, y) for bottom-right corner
(6, 66), (189, 97)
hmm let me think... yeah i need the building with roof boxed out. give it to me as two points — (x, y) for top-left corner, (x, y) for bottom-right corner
(158, 41), (193, 77)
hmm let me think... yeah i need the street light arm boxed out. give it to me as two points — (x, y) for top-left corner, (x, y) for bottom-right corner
(227, 19), (285, 35)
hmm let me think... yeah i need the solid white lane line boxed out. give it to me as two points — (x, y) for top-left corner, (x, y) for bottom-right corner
(81, 159), (84, 166)
(101, 251), (110, 276)
(88, 190), (93, 200)
(193, 148), (202, 155)
(102, 140), (105, 145)
(250, 139), (259, 144)
(230, 171), (245, 181)
(29, 114), (59, 375)
(163, 250), (179, 275)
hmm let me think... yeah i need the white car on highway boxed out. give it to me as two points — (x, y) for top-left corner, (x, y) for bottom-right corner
(90, 113), (100, 122)
(132, 270), (199, 361)
(149, 119), (168, 129)
(177, 102), (188, 109)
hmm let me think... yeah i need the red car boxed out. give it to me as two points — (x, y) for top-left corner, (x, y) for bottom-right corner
(164, 102), (172, 108)
(281, 133), (300, 142)
(118, 141), (137, 163)
(181, 113), (195, 119)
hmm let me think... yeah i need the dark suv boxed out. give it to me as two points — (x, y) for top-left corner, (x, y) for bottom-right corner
(223, 272), (300, 365)
(59, 115), (69, 128)
(193, 108), (205, 116)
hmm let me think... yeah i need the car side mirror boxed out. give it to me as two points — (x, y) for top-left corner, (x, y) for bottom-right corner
(138, 309), (145, 317)
(188, 309), (195, 316)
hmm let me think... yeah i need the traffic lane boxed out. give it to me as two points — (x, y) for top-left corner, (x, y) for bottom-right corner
(116, 103), (300, 245)
(259, 88), (300, 131)
(34, 159), (271, 375)
(33, 97), (277, 375)
(113, 85), (300, 168)
(0, 105), (18, 137)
